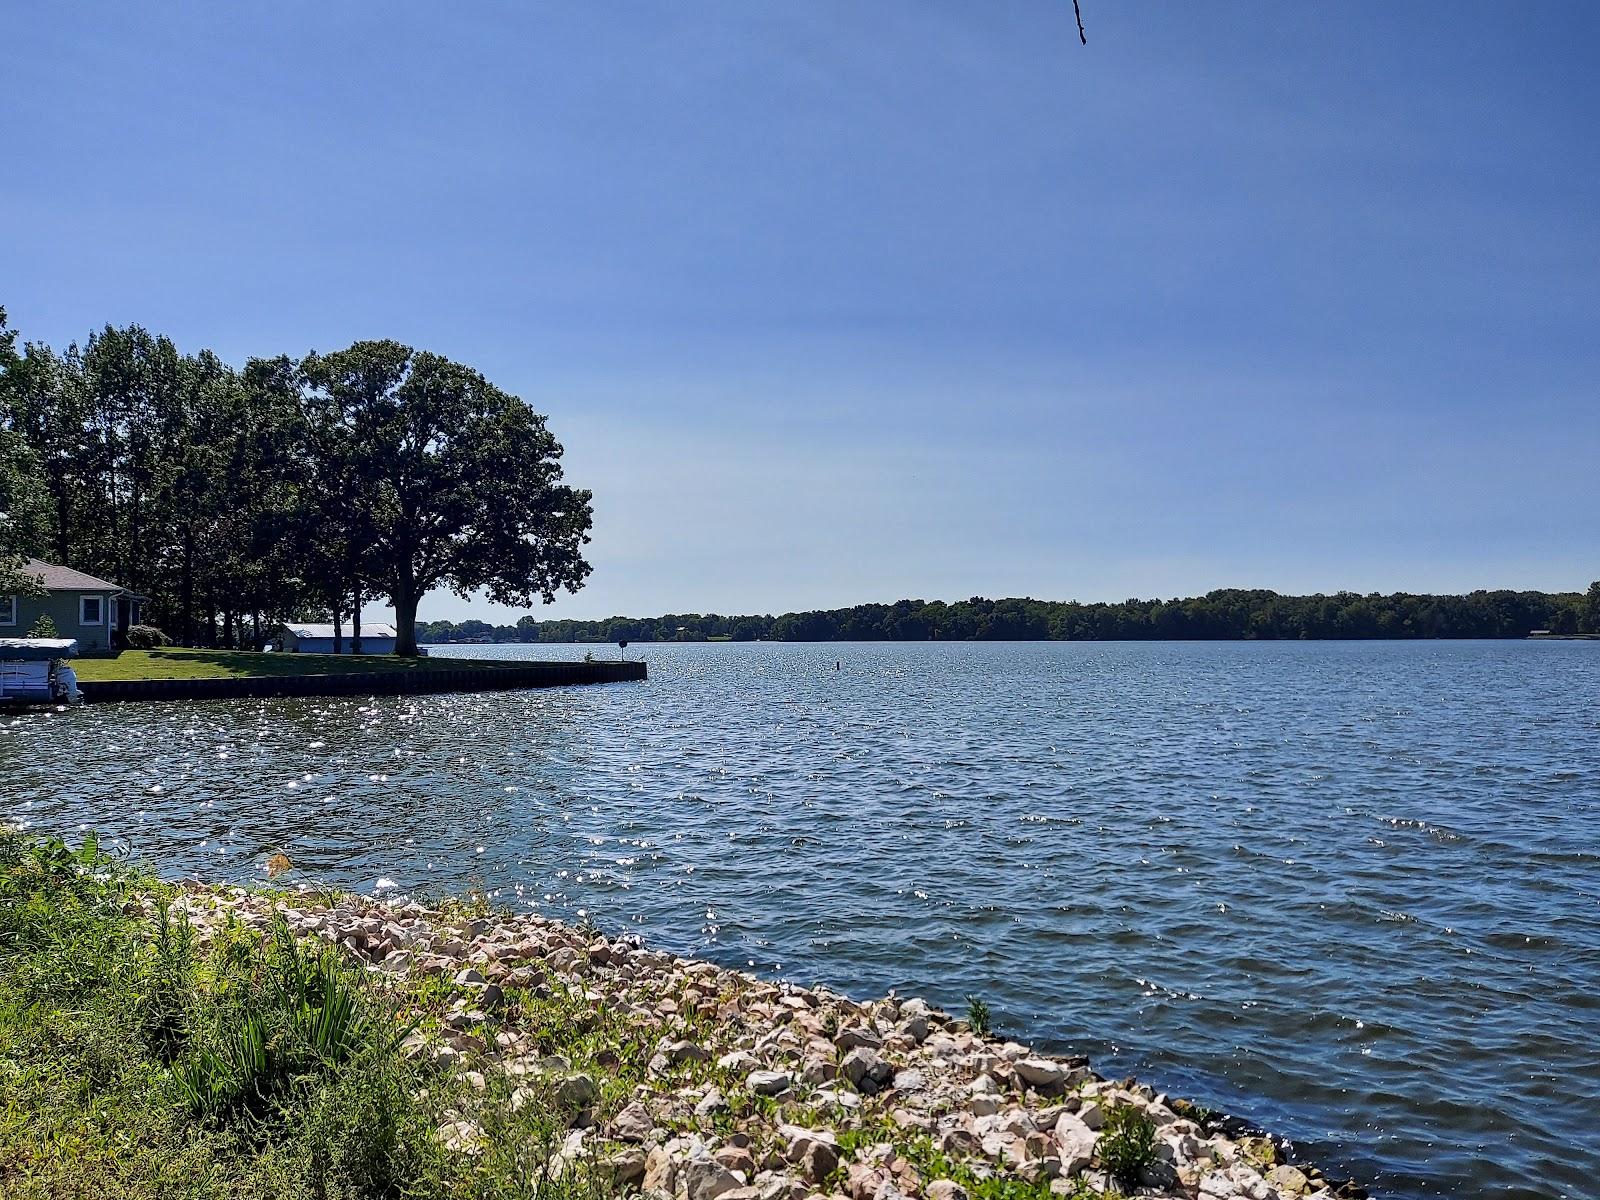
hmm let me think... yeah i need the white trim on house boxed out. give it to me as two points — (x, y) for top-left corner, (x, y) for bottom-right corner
(80, 594), (104, 626)
(0, 596), (15, 627)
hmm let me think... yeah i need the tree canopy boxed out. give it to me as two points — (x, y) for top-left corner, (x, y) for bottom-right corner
(419, 585), (1598, 645)
(0, 311), (592, 652)
(301, 341), (591, 655)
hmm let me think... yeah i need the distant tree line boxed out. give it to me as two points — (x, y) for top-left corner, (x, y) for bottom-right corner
(422, 585), (1600, 645)
(0, 306), (591, 655)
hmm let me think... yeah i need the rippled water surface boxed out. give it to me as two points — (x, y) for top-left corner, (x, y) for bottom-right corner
(5, 641), (1597, 1197)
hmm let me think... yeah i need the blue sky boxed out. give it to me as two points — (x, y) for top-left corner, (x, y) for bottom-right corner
(5, 2), (1597, 622)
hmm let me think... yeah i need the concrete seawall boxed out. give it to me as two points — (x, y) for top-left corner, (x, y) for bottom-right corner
(81, 659), (646, 703)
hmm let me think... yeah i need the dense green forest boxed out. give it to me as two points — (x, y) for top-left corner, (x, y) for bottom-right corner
(421, 584), (1600, 645)
(0, 307), (591, 654)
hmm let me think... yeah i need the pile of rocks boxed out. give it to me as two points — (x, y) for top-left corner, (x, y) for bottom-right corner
(159, 884), (1366, 1200)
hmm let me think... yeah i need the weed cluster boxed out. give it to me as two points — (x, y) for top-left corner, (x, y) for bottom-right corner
(965, 994), (992, 1036)
(1096, 1104), (1159, 1187)
(0, 830), (606, 1199)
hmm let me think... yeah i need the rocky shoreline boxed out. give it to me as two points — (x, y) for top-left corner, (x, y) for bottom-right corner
(158, 881), (1367, 1200)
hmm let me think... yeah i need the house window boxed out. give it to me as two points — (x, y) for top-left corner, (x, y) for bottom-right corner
(0, 596), (14, 626)
(80, 595), (103, 626)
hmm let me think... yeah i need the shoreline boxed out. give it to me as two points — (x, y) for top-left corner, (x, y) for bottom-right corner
(74, 658), (645, 702)
(161, 877), (1367, 1200)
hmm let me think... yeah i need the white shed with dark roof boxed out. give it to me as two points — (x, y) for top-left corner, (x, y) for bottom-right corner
(276, 622), (398, 655)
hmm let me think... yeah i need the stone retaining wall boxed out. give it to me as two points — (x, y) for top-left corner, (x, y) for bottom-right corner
(81, 659), (646, 703)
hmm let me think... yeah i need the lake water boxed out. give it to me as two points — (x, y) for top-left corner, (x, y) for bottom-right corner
(4, 640), (1597, 1197)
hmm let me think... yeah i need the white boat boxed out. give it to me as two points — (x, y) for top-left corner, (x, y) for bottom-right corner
(0, 638), (81, 703)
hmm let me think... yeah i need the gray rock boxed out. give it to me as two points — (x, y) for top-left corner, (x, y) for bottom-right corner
(927, 1183), (968, 1200)
(839, 1047), (894, 1094)
(1053, 1113), (1097, 1175)
(555, 1072), (597, 1108)
(683, 1159), (746, 1200)
(898, 1015), (931, 1043)
(696, 1087), (730, 1118)
(644, 1145), (677, 1195)
(1014, 1058), (1083, 1092)
(612, 1099), (655, 1142)
(939, 1128), (981, 1156)
(666, 1038), (710, 1063)
(1265, 1165), (1313, 1196)
(834, 1024), (884, 1052)
(780, 1126), (840, 1183)
(607, 1147), (647, 1185)
(749, 1069), (792, 1096)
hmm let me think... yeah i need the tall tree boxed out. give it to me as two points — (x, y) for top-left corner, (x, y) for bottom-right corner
(300, 341), (592, 656)
(0, 307), (48, 599)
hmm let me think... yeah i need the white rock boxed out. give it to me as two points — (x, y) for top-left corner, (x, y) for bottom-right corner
(749, 1069), (792, 1096)
(682, 1160), (745, 1200)
(1014, 1058), (1082, 1091)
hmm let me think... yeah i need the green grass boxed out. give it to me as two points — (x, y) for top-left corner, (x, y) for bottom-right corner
(72, 647), (518, 682)
(0, 830), (614, 1200)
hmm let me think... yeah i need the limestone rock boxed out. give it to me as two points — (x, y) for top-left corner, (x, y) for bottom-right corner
(608, 1147), (647, 1185)
(683, 1159), (747, 1200)
(835, 1025), (884, 1052)
(1052, 1113), (1097, 1175)
(749, 1069), (793, 1096)
(1266, 1164), (1313, 1195)
(839, 1047), (893, 1094)
(719, 1049), (761, 1072)
(644, 1145), (677, 1195)
(715, 1144), (758, 1177)
(1014, 1058), (1082, 1092)
(556, 1073), (597, 1108)
(612, 1099), (655, 1142)
(781, 1126), (841, 1183)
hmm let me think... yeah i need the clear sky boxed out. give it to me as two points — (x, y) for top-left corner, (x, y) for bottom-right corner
(5, 2), (1597, 623)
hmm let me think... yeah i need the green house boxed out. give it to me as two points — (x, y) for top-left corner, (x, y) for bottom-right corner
(0, 559), (145, 653)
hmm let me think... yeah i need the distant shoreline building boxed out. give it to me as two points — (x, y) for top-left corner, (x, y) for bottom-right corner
(275, 622), (398, 655)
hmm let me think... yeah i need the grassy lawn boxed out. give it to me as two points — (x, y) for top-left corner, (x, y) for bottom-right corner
(0, 831), (609, 1200)
(72, 647), (515, 683)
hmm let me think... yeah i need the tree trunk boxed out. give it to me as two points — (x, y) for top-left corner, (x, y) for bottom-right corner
(351, 582), (363, 655)
(180, 529), (194, 645)
(333, 608), (343, 655)
(393, 588), (419, 657)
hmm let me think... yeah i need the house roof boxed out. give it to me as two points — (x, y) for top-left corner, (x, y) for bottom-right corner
(22, 558), (126, 592)
(281, 623), (399, 640)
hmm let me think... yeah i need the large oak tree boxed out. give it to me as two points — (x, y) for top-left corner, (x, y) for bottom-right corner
(300, 341), (592, 656)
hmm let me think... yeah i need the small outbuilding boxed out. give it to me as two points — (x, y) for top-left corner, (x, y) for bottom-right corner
(276, 622), (398, 655)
